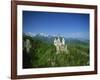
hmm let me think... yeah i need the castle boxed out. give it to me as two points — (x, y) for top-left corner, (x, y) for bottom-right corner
(24, 35), (68, 54)
(54, 36), (67, 54)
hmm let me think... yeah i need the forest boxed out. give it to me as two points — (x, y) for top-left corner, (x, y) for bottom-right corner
(23, 33), (89, 69)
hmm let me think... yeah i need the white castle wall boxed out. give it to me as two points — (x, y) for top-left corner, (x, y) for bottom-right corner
(54, 36), (67, 54)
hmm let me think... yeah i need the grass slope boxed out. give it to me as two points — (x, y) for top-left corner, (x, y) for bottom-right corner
(23, 35), (89, 68)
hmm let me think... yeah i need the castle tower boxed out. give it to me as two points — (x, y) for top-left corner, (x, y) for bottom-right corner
(62, 37), (65, 45)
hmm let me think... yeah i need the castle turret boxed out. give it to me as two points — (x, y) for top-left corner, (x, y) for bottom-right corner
(62, 37), (65, 45)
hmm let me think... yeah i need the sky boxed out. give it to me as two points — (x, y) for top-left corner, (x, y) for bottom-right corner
(23, 11), (90, 39)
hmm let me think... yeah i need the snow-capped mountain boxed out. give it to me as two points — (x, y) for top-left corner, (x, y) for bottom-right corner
(36, 33), (49, 37)
(24, 32), (36, 37)
(24, 32), (89, 45)
(25, 32), (50, 37)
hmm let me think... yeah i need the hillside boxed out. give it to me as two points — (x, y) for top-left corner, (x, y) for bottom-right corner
(23, 33), (90, 68)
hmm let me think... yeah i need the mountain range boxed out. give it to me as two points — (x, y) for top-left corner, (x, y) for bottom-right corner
(24, 32), (89, 45)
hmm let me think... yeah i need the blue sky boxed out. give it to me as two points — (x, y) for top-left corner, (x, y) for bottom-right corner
(23, 11), (89, 39)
